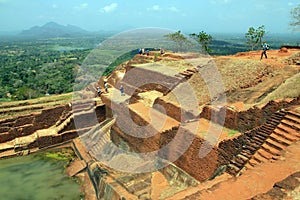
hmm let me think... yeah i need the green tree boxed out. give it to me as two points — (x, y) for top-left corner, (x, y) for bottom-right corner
(190, 31), (213, 53)
(245, 25), (266, 50)
(14, 87), (38, 100)
(164, 31), (190, 52)
(290, 4), (300, 31)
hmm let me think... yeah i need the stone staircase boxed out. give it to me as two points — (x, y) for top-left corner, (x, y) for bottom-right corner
(81, 118), (116, 160)
(227, 110), (300, 176)
(82, 117), (153, 199)
(72, 99), (96, 113)
(177, 68), (198, 79)
(116, 173), (152, 199)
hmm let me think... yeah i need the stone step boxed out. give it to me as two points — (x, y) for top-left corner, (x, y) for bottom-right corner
(252, 153), (268, 164)
(253, 133), (267, 141)
(251, 139), (262, 147)
(249, 142), (261, 149)
(245, 145), (257, 153)
(274, 111), (287, 117)
(174, 74), (186, 78)
(260, 125), (274, 131)
(264, 123), (277, 129)
(258, 130), (272, 137)
(230, 159), (244, 168)
(281, 120), (300, 131)
(235, 157), (247, 166)
(252, 136), (265, 144)
(257, 131), (271, 138)
(268, 134), (293, 146)
(56, 112), (73, 127)
(277, 124), (300, 137)
(284, 114), (300, 124)
(244, 163), (254, 170)
(179, 72), (193, 77)
(261, 144), (281, 156)
(273, 129), (298, 142)
(267, 118), (281, 124)
(256, 149), (275, 160)
(265, 139), (286, 151)
(287, 111), (300, 119)
(135, 186), (151, 199)
(227, 164), (240, 174)
(72, 101), (95, 112)
(276, 125), (289, 133)
(109, 182), (138, 200)
(248, 158), (260, 167)
(73, 106), (94, 113)
(56, 114), (73, 133)
(119, 174), (151, 189)
(90, 145), (103, 157)
(186, 68), (198, 73)
(265, 120), (279, 126)
(240, 151), (252, 159)
(237, 154), (249, 162)
(271, 112), (285, 119)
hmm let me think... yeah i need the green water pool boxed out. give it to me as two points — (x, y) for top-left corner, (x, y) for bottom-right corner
(0, 153), (82, 200)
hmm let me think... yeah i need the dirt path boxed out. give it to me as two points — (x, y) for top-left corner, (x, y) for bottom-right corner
(226, 49), (300, 64)
(198, 141), (300, 200)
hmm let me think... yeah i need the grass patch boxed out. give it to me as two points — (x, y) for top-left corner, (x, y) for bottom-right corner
(228, 129), (239, 136)
(44, 152), (73, 161)
(43, 148), (75, 162)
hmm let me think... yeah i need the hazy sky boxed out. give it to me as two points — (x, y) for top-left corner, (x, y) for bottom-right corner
(0, 0), (298, 33)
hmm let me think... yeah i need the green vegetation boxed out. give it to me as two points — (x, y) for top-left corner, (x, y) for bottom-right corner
(228, 129), (239, 136)
(190, 31), (213, 53)
(290, 4), (300, 31)
(44, 150), (75, 162)
(39, 148), (76, 169)
(0, 36), (105, 100)
(245, 25), (266, 50)
(104, 49), (137, 75)
(164, 31), (191, 52)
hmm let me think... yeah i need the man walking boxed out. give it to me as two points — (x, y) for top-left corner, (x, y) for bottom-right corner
(260, 41), (269, 60)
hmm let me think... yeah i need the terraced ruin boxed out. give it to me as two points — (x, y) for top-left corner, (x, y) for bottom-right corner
(0, 47), (300, 199)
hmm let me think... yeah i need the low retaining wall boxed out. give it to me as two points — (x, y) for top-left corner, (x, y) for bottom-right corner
(0, 105), (69, 143)
(201, 97), (300, 132)
(0, 103), (106, 144)
(121, 64), (182, 96)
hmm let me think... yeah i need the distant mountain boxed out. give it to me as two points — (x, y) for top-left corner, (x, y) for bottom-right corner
(19, 22), (90, 38)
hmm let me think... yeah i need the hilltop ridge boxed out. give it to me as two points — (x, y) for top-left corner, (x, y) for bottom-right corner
(19, 22), (90, 38)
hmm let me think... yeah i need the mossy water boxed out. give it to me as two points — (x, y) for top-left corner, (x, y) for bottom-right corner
(0, 151), (82, 200)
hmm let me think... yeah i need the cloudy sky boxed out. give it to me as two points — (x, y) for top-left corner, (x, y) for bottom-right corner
(0, 0), (298, 33)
